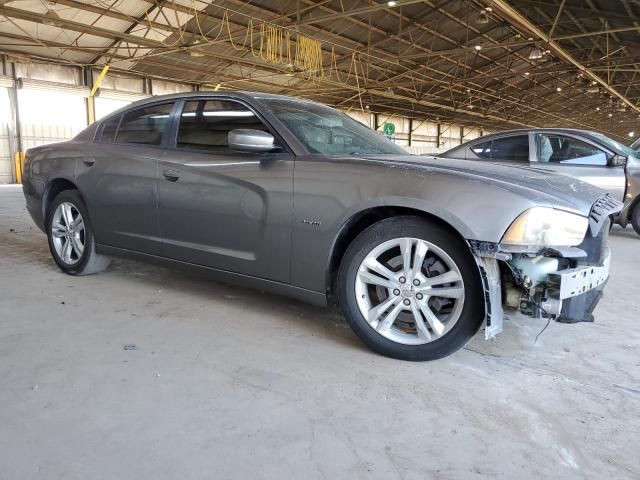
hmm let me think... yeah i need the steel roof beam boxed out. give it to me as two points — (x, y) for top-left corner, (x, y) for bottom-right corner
(488, 0), (640, 115)
(294, 0), (426, 26)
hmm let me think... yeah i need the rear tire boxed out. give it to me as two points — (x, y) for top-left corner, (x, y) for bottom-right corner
(46, 190), (111, 275)
(337, 216), (484, 361)
(631, 202), (640, 236)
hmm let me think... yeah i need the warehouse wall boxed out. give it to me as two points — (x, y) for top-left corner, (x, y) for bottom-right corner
(1, 60), (488, 183)
(0, 87), (12, 183)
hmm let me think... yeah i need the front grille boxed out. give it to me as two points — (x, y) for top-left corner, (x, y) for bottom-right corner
(588, 194), (623, 237)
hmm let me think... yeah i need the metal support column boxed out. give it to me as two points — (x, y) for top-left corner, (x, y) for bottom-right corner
(8, 62), (22, 183)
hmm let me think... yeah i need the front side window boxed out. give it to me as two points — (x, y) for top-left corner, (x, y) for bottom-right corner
(490, 135), (529, 162)
(114, 103), (174, 146)
(176, 100), (268, 152)
(538, 135), (607, 166)
(262, 99), (406, 155)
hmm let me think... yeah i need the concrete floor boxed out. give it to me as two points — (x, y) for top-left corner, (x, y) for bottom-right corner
(0, 184), (638, 480)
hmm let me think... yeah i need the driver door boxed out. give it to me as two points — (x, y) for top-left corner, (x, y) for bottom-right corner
(157, 98), (294, 283)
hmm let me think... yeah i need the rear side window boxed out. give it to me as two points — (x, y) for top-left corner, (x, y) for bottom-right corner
(176, 100), (267, 152)
(114, 103), (174, 145)
(490, 135), (529, 162)
(538, 135), (607, 166)
(99, 115), (121, 143)
(470, 140), (492, 159)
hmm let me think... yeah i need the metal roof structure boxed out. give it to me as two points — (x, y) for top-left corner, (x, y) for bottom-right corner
(1, 0), (639, 141)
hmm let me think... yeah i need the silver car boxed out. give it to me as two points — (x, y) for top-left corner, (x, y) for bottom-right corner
(440, 129), (640, 235)
(22, 93), (622, 360)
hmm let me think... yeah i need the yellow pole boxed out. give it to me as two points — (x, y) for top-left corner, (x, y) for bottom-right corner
(14, 152), (24, 184)
(90, 64), (110, 97)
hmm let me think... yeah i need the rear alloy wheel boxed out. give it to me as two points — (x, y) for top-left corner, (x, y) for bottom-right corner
(51, 202), (85, 265)
(46, 190), (111, 275)
(338, 216), (484, 361)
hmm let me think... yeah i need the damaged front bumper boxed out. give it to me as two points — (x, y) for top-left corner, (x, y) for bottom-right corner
(472, 244), (611, 339)
(470, 194), (620, 339)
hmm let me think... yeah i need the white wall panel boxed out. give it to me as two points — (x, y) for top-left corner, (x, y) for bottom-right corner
(95, 97), (131, 120)
(0, 87), (12, 183)
(18, 89), (86, 149)
(153, 79), (193, 95)
(344, 110), (373, 128)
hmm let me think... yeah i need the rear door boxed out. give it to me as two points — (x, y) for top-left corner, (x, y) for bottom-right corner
(76, 101), (177, 254)
(156, 98), (294, 283)
(532, 133), (625, 201)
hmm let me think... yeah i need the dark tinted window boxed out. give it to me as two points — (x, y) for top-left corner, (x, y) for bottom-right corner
(538, 135), (607, 166)
(176, 100), (267, 152)
(491, 135), (529, 162)
(114, 103), (174, 145)
(99, 115), (121, 143)
(470, 140), (492, 159)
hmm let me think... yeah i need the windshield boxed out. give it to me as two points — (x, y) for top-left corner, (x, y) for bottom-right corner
(263, 99), (407, 155)
(591, 132), (640, 159)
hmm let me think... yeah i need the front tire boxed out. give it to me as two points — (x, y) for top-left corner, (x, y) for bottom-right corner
(46, 190), (111, 275)
(337, 216), (484, 361)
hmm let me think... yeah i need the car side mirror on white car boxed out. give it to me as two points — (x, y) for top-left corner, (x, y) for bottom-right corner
(610, 154), (627, 167)
(228, 129), (277, 153)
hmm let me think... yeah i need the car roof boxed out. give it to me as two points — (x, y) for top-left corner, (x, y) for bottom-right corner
(110, 91), (320, 110)
(95, 90), (325, 124)
(472, 128), (600, 141)
(446, 127), (631, 155)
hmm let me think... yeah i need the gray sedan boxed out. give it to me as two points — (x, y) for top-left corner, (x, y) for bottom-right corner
(440, 128), (640, 234)
(22, 93), (621, 360)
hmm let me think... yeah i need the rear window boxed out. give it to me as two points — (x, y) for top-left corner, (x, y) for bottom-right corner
(99, 115), (120, 143)
(114, 103), (174, 145)
(491, 135), (529, 162)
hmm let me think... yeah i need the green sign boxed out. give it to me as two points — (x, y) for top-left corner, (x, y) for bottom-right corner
(383, 122), (396, 136)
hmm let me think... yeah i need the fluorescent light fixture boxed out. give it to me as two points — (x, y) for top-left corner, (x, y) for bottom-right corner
(478, 8), (490, 24)
(387, 1), (397, 6)
(474, 45), (482, 51)
(556, 86), (562, 92)
(528, 47), (543, 60)
(628, 131), (635, 137)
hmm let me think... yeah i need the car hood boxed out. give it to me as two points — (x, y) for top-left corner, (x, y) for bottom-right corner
(350, 154), (605, 216)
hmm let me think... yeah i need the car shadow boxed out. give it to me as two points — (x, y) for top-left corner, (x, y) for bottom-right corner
(19, 236), (366, 353)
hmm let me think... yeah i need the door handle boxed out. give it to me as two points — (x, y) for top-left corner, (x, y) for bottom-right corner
(162, 169), (181, 182)
(82, 157), (96, 167)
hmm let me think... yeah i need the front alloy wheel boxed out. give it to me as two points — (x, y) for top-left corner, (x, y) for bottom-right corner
(355, 237), (465, 346)
(338, 216), (484, 361)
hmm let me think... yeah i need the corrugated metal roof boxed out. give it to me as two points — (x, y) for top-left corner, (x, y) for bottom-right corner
(0, 0), (638, 140)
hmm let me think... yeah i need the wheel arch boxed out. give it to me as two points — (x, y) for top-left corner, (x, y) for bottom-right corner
(325, 205), (473, 305)
(43, 177), (81, 222)
(621, 193), (640, 223)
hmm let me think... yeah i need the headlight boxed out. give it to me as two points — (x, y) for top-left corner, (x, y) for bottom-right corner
(502, 207), (588, 247)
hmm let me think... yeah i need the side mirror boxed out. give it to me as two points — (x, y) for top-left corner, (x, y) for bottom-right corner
(228, 129), (276, 153)
(611, 154), (627, 167)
